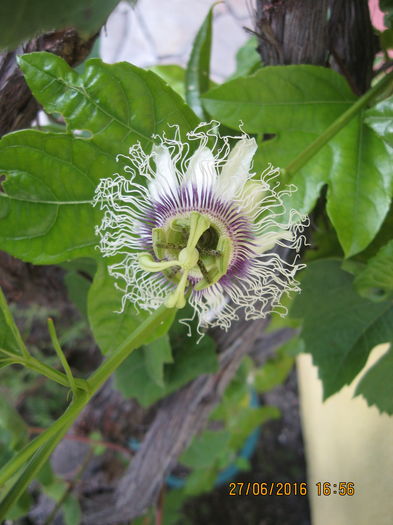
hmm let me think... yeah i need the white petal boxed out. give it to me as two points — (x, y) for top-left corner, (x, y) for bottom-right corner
(184, 147), (217, 190)
(255, 230), (294, 254)
(238, 180), (268, 219)
(216, 138), (257, 200)
(149, 145), (178, 201)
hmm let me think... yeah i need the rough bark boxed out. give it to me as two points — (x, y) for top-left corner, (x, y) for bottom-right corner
(255, 0), (376, 93)
(327, 0), (376, 94)
(255, 0), (330, 66)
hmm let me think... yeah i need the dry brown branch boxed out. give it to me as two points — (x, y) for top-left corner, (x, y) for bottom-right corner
(83, 316), (270, 523)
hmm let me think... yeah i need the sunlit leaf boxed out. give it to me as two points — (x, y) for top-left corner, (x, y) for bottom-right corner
(19, 53), (199, 157)
(229, 36), (261, 79)
(326, 117), (391, 257)
(0, 55), (199, 265)
(149, 65), (186, 99)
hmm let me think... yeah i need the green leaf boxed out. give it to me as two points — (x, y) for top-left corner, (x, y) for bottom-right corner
(380, 0), (393, 29)
(355, 345), (393, 414)
(19, 53), (199, 157)
(63, 494), (82, 525)
(42, 478), (68, 502)
(87, 262), (175, 355)
(365, 95), (393, 147)
(183, 467), (218, 496)
(3, 490), (32, 520)
(185, 5), (213, 118)
(0, 0), (119, 50)
(1, 54), (199, 265)
(325, 116), (392, 257)
(202, 66), (392, 255)
(62, 258), (96, 317)
(227, 405), (279, 449)
(354, 239), (393, 300)
(149, 65), (186, 99)
(0, 130), (111, 263)
(115, 308), (218, 406)
(64, 272), (92, 318)
(291, 259), (393, 398)
(254, 353), (294, 393)
(202, 66), (354, 218)
(144, 334), (173, 387)
(203, 65), (355, 135)
(229, 36), (261, 79)
(380, 28), (393, 50)
(180, 429), (230, 469)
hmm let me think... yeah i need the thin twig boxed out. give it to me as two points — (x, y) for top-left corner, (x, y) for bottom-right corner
(28, 427), (132, 458)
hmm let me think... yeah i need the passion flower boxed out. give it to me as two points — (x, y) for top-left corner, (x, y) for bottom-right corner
(94, 122), (307, 331)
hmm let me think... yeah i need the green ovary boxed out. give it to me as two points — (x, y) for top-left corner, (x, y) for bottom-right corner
(138, 211), (232, 309)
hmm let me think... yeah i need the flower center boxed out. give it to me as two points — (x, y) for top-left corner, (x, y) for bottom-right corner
(138, 211), (232, 309)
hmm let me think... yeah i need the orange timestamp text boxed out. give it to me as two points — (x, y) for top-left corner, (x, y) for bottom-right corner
(228, 481), (356, 497)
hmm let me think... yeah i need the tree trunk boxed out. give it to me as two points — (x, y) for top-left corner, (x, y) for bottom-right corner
(255, 0), (376, 94)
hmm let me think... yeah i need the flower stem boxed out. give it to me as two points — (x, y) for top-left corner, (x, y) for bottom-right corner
(285, 70), (393, 176)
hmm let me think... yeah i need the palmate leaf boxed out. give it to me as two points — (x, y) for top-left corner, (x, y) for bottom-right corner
(202, 66), (392, 256)
(291, 259), (393, 401)
(0, 0), (120, 50)
(355, 345), (393, 414)
(0, 54), (199, 265)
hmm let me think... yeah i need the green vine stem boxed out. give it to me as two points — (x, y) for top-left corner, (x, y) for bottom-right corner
(0, 288), (30, 360)
(0, 348), (89, 392)
(0, 304), (172, 514)
(48, 318), (77, 395)
(285, 70), (393, 176)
